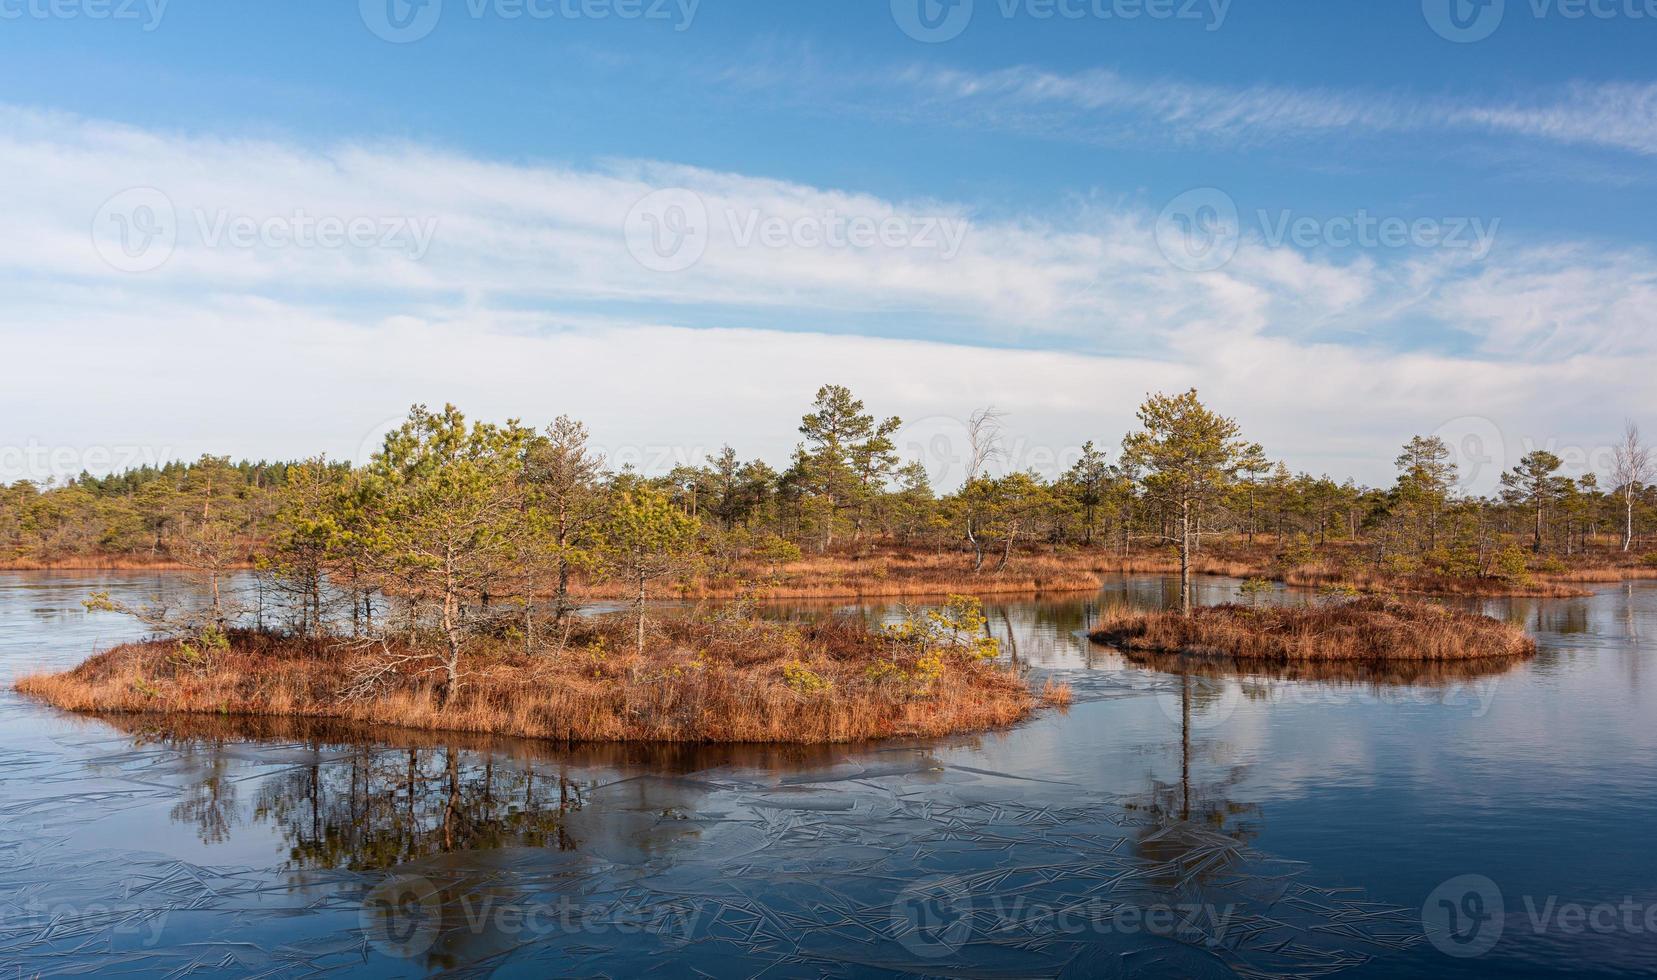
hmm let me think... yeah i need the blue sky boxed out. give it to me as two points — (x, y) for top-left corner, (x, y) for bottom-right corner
(2, 0), (1655, 489)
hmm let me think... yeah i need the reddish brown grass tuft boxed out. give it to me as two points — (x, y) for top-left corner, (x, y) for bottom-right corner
(1088, 596), (1536, 663)
(16, 616), (1035, 744)
(1039, 677), (1073, 708)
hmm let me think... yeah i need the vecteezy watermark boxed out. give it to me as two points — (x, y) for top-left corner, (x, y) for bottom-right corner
(360, 0), (699, 43)
(1155, 187), (1499, 272)
(623, 187), (971, 273)
(3, 897), (170, 949)
(1152, 673), (1503, 730)
(1433, 415), (1508, 494)
(92, 187), (177, 273)
(1432, 414), (1631, 494)
(1154, 674), (1244, 730)
(1422, 874), (1505, 957)
(891, 875), (975, 957)
(1423, 0), (1657, 42)
(1154, 187), (1240, 273)
(623, 188), (709, 273)
(0, 0), (168, 30)
(359, 873), (704, 960)
(360, 875), (444, 959)
(91, 187), (440, 273)
(892, 415), (1089, 491)
(891, 0), (1229, 42)
(0, 441), (177, 484)
(1421, 0), (1507, 41)
(1422, 875), (1657, 959)
(889, 875), (1235, 959)
(1258, 209), (1499, 258)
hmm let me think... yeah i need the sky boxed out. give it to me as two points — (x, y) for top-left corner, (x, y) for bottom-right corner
(2, 0), (1655, 493)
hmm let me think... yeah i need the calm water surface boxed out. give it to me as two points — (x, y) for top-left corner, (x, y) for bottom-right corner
(1, 571), (1654, 977)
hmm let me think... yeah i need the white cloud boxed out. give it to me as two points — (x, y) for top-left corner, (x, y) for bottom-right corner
(1, 105), (1653, 492)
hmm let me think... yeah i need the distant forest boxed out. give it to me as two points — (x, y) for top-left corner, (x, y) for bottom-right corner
(3, 386), (1653, 587)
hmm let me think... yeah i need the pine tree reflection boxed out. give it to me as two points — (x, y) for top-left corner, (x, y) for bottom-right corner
(249, 745), (582, 871)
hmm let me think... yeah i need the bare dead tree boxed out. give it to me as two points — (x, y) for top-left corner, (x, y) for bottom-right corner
(963, 407), (1005, 571)
(1612, 420), (1653, 552)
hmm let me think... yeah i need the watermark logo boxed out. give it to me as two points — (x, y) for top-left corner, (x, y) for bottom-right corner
(360, 0), (444, 42)
(893, 0), (1229, 40)
(1431, 415), (1629, 495)
(91, 186), (177, 273)
(1154, 188), (1500, 272)
(1433, 415), (1507, 493)
(360, 874), (444, 959)
(1423, 0), (1506, 41)
(191, 208), (438, 258)
(891, 875), (975, 958)
(1259, 209), (1499, 258)
(1422, 875), (1657, 959)
(623, 190), (971, 274)
(1155, 187), (1240, 273)
(361, 0), (698, 42)
(891, 0), (974, 41)
(0, 0), (168, 30)
(892, 415), (1088, 491)
(1154, 674), (1243, 730)
(1422, 874), (1505, 957)
(91, 187), (439, 273)
(894, 415), (974, 492)
(0, 441), (177, 484)
(6, 897), (169, 948)
(1150, 673), (1502, 729)
(625, 188), (709, 273)
(1424, 0), (1657, 41)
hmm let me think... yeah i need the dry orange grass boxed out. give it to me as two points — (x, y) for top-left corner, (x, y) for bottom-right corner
(1280, 563), (1590, 598)
(0, 557), (209, 571)
(580, 546), (1111, 601)
(17, 616), (1042, 744)
(10, 540), (1653, 598)
(1544, 566), (1657, 583)
(1089, 596), (1536, 663)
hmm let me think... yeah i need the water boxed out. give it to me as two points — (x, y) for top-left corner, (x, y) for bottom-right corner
(2, 571), (1654, 977)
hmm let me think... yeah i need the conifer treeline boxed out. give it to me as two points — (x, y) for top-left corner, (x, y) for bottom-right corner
(2, 386), (1653, 590)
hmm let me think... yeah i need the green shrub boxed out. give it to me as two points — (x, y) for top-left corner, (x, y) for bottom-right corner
(1380, 552), (1420, 576)
(1277, 533), (1317, 569)
(1236, 577), (1273, 605)
(1492, 545), (1532, 586)
(782, 662), (830, 696)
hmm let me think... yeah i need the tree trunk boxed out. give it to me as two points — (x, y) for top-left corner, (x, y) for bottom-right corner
(524, 571), (535, 655)
(995, 522), (1017, 573)
(967, 513), (985, 573)
(439, 553), (459, 707)
(1626, 492), (1636, 553)
(636, 569), (647, 658)
(1179, 497), (1192, 616)
(553, 519), (572, 624)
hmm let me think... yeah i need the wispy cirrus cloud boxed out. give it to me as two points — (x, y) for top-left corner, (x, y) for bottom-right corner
(898, 64), (1657, 155)
(721, 54), (1657, 157)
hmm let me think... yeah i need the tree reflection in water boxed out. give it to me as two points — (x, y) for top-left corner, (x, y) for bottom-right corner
(116, 714), (859, 871)
(119, 717), (586, 869)
(1116, 649), (1528, 896)
(253, 746), (583, 870)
